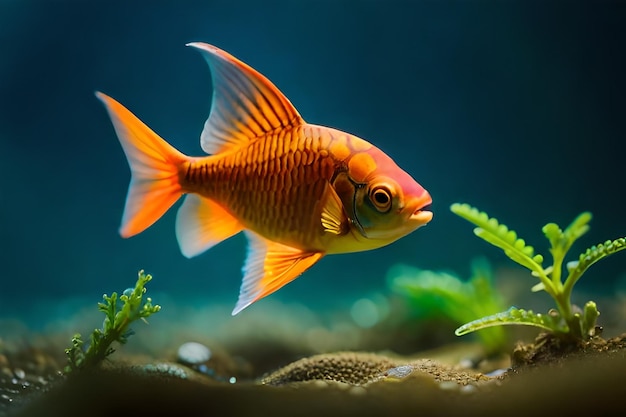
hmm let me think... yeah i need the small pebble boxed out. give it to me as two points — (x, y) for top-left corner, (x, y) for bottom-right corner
(13, 368), (25, 380)
(384, 365), (413, 379)
(484, 368), (508, 378)
(438, 381), (459, 391)
(177, 342), (211, 365)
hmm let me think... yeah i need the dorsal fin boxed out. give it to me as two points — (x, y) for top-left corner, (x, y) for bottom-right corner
(187, 43), (305, 155)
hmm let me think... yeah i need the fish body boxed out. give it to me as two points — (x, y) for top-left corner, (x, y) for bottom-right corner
(97, 43), (432, 314)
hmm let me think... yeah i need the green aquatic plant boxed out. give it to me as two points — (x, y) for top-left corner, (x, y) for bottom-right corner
(389, 258), (508, 354)
(451, 203), (626, 341)
(65, 270), (161, 372)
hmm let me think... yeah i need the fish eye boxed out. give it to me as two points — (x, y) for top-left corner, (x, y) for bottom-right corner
(369, 185), (393, 212)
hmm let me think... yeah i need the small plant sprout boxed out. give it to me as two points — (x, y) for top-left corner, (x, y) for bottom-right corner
(451, 203), (626, 341)
(65, 270), (161, 372)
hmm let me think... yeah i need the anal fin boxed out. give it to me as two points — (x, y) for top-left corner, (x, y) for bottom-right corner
(233, 231), (324, 315)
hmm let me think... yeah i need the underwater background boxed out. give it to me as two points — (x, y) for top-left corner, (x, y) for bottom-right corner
(1, 0), (624, 335)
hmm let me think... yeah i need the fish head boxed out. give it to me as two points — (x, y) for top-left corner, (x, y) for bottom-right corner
(332, 144), (432, 248)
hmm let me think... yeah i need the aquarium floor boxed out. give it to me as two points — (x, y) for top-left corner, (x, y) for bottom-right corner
(2, 341), (625, 417)
(3, 296), (626, 417)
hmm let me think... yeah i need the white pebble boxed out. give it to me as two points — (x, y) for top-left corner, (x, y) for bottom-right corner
(177, 342), (211, 364)
(438, 381), (459, 391)
(13, 368), (25, 380)
(385, 365), (413, 379)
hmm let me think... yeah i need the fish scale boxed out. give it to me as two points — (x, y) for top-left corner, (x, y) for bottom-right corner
(182, 127), (340, 249)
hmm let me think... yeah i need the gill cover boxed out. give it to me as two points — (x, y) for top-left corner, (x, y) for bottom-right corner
(331, 171), (366, 236)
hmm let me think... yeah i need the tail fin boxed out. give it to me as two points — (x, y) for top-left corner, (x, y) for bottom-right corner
(96, 91), (187, 238)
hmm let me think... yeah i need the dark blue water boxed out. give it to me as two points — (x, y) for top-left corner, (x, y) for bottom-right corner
(1, 0), (624, 327)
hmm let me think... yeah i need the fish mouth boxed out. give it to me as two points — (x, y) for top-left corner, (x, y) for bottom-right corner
(408, 192), (433, 225)
(411, 204), (433, 224)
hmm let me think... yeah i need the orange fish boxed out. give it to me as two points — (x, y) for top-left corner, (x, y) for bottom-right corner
(97, 43), (432, 315)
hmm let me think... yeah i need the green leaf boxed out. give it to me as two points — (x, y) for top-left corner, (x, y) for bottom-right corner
(455, 307), (565, 336)
(574, 238), (626, 274)
(451, 203), (545, 277)
(581, 301), (600, 338)
(542, 212), (592, 275)
(566, 238), (626, 288)
(389, 266), (469, 317)
(564, 212), (592, 243)
(542, 212), (590, 253)
(542, 223), (563, 249)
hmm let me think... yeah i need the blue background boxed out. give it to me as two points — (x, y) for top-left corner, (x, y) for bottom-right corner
(1, 0), (624, 326)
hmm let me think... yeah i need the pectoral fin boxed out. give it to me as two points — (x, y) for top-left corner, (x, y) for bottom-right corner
(320, 183), (348, 235)
(233, 231), (324, 315)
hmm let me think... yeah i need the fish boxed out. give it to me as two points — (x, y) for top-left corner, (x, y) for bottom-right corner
(96, 43), (433, 315)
